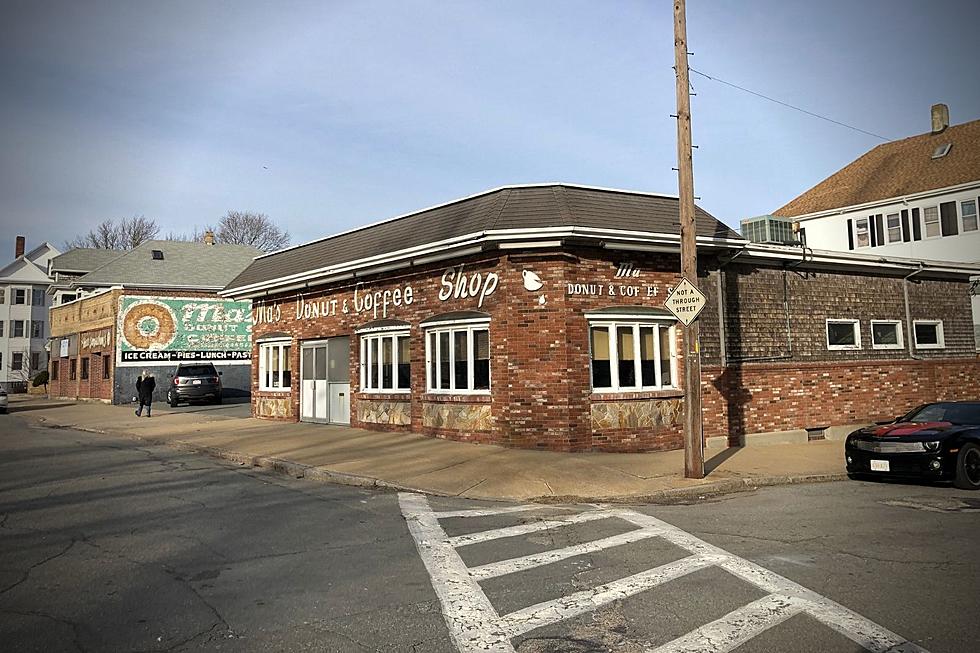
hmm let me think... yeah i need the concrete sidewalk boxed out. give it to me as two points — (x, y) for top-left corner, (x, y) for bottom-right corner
(10, 396), (848, 503)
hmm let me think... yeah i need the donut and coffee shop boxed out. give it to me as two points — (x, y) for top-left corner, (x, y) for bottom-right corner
(221, 184), (980, 453)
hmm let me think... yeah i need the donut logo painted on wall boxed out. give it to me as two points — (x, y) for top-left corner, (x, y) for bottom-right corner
(120, 300), (178, 350)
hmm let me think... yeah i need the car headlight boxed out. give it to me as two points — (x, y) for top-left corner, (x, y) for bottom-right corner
(922, 441), (941, 452)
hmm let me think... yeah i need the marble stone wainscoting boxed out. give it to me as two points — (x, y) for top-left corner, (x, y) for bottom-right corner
(357, 400), (412, 426)
(591, 399), (682, 430)
(255, 396), (291, 418)
(422, 402), (493, 432)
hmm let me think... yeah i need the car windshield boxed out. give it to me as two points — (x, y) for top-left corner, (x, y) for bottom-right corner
(177, 365), (217, 377)
(904, 403), (980, 426)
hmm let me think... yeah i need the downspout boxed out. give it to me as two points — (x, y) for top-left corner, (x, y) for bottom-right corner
(904, 263), (925, 360)
(715, 247), (748, 367)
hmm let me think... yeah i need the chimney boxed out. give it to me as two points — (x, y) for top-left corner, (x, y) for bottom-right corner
(203, 230), (215, 246)
(931, 103), (949, 134)
(15, 235), (25, 259)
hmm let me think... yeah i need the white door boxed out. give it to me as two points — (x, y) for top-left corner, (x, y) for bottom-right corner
(326, 336), (350, 425)
(300, 344), (328, 423)
(300, 338), (350, 425)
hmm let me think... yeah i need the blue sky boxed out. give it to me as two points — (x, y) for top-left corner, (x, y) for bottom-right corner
(2, 0), (979, 259)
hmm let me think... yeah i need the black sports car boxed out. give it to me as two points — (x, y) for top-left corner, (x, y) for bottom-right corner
(845, 401), (980, 490)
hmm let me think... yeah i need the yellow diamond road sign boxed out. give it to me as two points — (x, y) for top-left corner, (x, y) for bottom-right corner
(664, 277), (707, 326)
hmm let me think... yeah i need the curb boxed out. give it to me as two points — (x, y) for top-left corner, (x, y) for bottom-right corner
(31, 417), (848, 504)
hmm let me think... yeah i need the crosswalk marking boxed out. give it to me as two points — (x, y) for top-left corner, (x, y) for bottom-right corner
(467, 528), (663, 581)
(400, 493), (930, 653)
(446, 510), (616, 547)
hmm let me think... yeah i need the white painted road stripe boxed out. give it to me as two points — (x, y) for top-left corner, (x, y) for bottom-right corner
(447, 510), (618, 547)
(433, 505), (549, 519)
(648, 593), (803, 653)
(399, 493), (516, 653)
(400, 494), (931, 653)
(468, 528), (664, 580)
(497, 554), (723, 638)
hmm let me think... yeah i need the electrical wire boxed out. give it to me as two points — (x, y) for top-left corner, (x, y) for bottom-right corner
(688, 67), (891, 142)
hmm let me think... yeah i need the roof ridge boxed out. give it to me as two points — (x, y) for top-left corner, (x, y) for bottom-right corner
(551, 185), (574, 223)
(489, 188), (513, 230)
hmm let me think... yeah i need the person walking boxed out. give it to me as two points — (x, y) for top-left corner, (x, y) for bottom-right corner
(135, 370), (156, 417)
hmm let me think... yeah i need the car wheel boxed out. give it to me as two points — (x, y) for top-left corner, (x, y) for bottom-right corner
(168, 391), (179, 408)
(953, 442), (980, 490)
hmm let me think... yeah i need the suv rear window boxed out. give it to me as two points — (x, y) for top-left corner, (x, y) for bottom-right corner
(177, 365), (218, 377)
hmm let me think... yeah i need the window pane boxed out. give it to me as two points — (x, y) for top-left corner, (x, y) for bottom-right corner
(639, 327), (657, 387)
(915, 323), (939, 346)
(428, 333), (436, 390)
(886, 213), (901, 242)
(827, 322), (857, 346)
(923, 206), (940, 237)
(369, 338), (379, 388)
(453, 331), (469, 389)
(617, 326), (637, 388)
(271, 345), (282, 387)
(872, 322), (898, 346)
(473, 329), (490, 390)
(282, 346), (291, 388)
(590, 327), (611, 388)
(962, 200), (978, 232)
(439, 332), (450, 389)
(380, 337), (393, 389)
(302, 346), (314, 381)
(855, 219), (869, 247)
(659, 326), (673, 387)
(397, 336), (411, 389)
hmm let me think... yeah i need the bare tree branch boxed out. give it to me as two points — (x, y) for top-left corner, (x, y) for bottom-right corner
(63, 216), (161, 250)
(213, 211), (290, 252)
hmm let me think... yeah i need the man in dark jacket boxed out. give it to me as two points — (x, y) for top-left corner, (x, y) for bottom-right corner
(135, 370), (156, 417)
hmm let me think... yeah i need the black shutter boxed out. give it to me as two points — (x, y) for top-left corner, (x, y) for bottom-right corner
(900, 209), (910, 242)
(847, 219), (854, 250)
(869, 215), (877, 247)
(912, 208), (921, 240)
(940, 201), (958, 236)
(875, 214), (885, 246)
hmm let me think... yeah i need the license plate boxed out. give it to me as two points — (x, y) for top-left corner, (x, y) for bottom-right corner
(870, 459), (889, 472)
(192, 379), (202, 385)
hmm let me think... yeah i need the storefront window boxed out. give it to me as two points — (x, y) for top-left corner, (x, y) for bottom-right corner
(259, 341), (291, 390)
(360, 331), (410, 392)
(590, 320), (676, 392)
(426, 323), (490, 394)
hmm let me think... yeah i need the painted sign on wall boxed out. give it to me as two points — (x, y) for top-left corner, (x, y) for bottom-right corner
(117, 297), (252, 364)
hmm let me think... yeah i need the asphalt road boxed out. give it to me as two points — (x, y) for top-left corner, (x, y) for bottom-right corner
(1, 414), (977, 652)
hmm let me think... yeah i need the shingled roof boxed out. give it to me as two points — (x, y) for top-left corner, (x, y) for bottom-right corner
(74, 240), (261, 290)
(50, 248), (125, 274)
(774, 119), (980, 217)
(224, 184), (740, 295)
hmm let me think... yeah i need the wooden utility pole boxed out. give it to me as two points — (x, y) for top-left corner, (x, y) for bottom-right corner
(673, 0), (704, 479)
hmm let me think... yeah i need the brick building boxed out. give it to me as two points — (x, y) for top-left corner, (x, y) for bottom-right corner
(221, 185), (980, 452)
(49, 239), (260, 404)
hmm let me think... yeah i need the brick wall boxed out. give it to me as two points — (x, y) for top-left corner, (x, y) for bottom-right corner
(249, 246), (977, 452)
(702, 357), (980, 444)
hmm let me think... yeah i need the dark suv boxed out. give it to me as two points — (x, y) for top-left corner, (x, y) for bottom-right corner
(167, 363), (222, 407)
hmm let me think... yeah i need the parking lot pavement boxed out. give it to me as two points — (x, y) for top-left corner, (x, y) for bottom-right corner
(401, 490), (968, 653)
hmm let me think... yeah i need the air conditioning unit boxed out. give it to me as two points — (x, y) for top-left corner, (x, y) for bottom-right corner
(740, 215), (799, 245)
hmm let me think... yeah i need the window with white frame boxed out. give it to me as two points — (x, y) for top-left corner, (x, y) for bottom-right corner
(13, 289), (26, 305)
(360, 330), (411, 392)
(913, 320), (945, 349)
(854, 218), (870, 247)
(12, 320), (25, 338)
(961, 199), (978, 232)
(12, 353), (23, 371)
(258, 340), (292, 390)
(922, 206), (941, 238)
(425, 320), (490, 393)
(870, 320), (903, 349)
(885, 213), (902, 243)
(826, 319), (861, 350)
(589, 319), (676, 391)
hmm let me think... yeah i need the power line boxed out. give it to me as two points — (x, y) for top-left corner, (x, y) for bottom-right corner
(688, 67), (891, 142)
